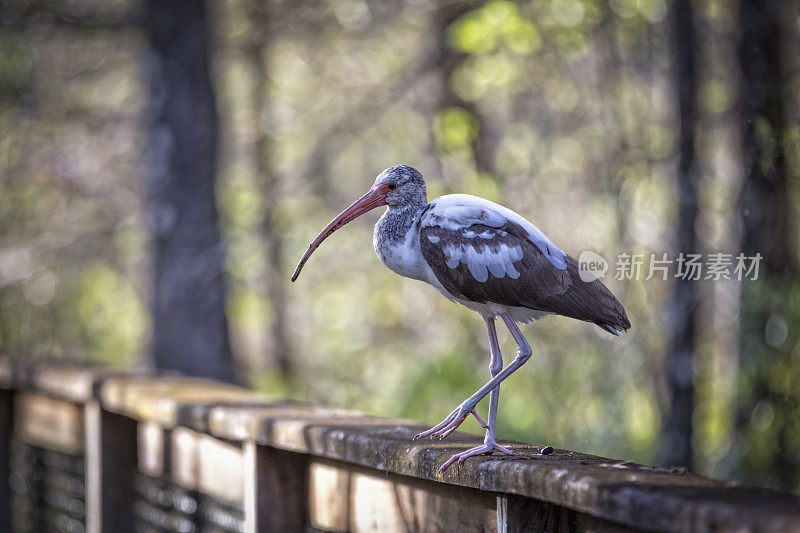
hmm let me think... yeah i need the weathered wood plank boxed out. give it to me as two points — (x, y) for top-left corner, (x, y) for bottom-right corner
(26, 365), (151, 404)
(99, 376), (267, 427)
(172, 427), (244, 504)
(138, 420), (168, 477)
(14, 391), (83, 454)
(309, 458), (497, 532)
(0, 357), (150, 403)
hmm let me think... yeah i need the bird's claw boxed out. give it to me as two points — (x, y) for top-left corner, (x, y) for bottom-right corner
(438, 441), (515, 473)
(413, 403), (479, 440)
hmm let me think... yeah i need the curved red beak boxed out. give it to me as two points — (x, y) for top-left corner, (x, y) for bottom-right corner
(291, 185), (389, 282)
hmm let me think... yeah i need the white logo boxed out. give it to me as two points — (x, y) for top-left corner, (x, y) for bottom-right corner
(578, 250), (608, 282)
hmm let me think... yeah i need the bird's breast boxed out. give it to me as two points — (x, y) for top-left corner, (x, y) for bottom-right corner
(373, 226), (428, 282)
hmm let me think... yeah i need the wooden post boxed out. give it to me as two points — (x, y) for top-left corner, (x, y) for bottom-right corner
(85, 401), (138, 533)
(497, 494), (576, 532)
(0, 389), (13, 528)
(243, 442), (308, 532)
(497, 494), (639, 532)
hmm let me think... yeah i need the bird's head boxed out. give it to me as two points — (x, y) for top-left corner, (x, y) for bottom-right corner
(291, 164), (427, 282)
(374, 164), (428, 208)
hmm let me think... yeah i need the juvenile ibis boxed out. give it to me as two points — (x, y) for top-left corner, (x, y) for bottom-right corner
(292, 165), (630, 472)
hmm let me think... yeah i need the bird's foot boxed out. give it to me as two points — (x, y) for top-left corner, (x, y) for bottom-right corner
(438, 440), (514, 473)
(413, 403), (481, 441)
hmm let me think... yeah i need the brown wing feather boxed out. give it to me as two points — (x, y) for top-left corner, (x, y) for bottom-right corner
(420, 224), (630, 333)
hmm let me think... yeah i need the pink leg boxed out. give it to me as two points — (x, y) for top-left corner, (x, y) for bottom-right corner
(439, 317), (514, 472)
(414, 312), (532, 443)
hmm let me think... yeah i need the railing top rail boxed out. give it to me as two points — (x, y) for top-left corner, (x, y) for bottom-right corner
(202, 402), (800, 531)
(2, 355), (799, 532)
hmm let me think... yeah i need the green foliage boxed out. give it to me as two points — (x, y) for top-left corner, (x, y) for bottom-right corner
(451, 53), (520, 101)
(434, 107), (478, 151)
(448, 1), (541, 55)
(71, 264), (148, 365)
(699, 80), (733, 115)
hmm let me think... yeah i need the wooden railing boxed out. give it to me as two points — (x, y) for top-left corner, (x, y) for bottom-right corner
(1, 357), (799, 532)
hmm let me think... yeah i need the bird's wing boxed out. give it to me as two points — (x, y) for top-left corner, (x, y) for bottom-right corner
(419, 195), (630, 332)
(420, 194), (567, 270)
(419, 219), (572, 309)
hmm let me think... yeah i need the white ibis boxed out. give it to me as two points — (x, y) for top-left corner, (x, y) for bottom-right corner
(292, 165), (630, 472)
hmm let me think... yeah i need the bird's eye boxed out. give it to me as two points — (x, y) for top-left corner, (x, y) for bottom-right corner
(387, 181), (398, 190)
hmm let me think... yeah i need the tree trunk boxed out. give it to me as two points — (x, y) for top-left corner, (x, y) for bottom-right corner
(142, 0), (235, 382)
(431, 3), (495, 177)
(659, 0), (698, 471)
(735, 0), (798, 490)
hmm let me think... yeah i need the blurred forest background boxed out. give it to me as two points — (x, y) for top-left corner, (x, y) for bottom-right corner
(1, 0), (799, 492)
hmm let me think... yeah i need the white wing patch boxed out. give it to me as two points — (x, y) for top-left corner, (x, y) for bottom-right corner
(426, 235), (440, 243)
(422, 194), (567, 270)
(460, 228), (508, 240)
(441, 243), (522, 282)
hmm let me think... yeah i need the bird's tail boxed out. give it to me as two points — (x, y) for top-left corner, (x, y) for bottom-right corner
(551, 256), (631, 335)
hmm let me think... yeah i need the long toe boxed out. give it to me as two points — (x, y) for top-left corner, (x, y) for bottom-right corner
(470, 409), (489, 429)
(414, 405), (471, 440)
(438, 442), (515, 473)
(491, 442), (514, 455)
(414, 416), (454, 440)
(433, 412), (471, 439)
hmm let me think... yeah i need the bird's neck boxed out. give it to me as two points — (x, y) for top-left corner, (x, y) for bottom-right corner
(373, 202), (429, 281)
(375, 202), (427, 245)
